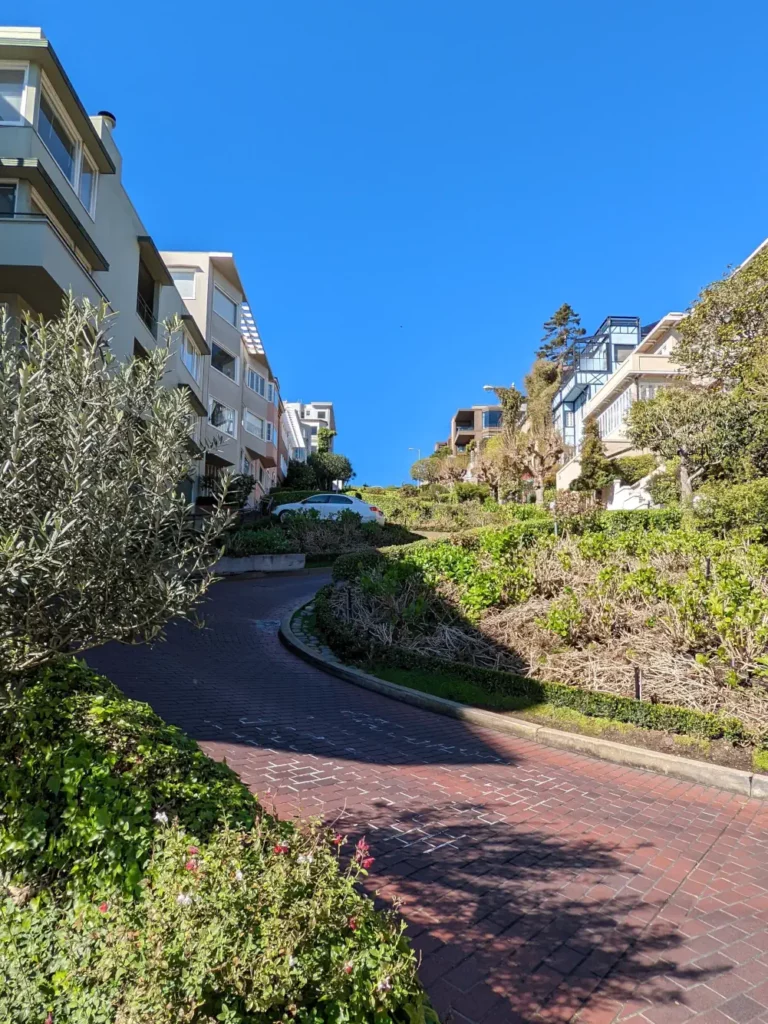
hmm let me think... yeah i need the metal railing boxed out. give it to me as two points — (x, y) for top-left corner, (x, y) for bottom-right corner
(136, 293), (157, 338)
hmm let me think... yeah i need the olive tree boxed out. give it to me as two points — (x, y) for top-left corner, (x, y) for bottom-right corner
(0, 301), (231, 691)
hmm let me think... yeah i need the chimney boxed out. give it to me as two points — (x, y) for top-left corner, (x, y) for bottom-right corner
(97, 110), (116, 129)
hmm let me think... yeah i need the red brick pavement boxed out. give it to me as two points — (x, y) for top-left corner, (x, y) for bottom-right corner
(87, 574), (768, 1024)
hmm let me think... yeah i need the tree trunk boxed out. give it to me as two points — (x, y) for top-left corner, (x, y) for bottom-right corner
(679, 461), (693, 502)
(535, 479), (545, 505)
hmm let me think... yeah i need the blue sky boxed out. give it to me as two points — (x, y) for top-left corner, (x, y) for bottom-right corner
(11, 0), (768, 484)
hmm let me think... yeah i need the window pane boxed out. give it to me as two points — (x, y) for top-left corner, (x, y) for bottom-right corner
(244, 410), (264, 438)
(210, 400), (236, 436)
(213, 286), (237, 325)
(170, 269), (195, 299)
(330, 496), (353, 504)
(246, 368), (265, 396)
(211, 341), (237, 381)
(307, 495), (329, 504)
(0, 67), (24, 123)
(0, 184), (15, 216)
(79, 156), (95, 212)
(39, 92), (76, 183)
(181, 334), (200, 382)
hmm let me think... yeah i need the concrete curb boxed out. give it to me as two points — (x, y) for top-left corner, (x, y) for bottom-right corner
(279, 598), (766, 800)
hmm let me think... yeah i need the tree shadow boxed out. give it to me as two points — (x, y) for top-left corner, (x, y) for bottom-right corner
(355, 801), (730, 1023)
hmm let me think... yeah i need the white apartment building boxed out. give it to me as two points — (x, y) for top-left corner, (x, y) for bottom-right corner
(161, 251), (284, 504)
(284, 401), (336, 452)
(282, 404), (312, 463)
(0, 27), (204, 429)
(556, 312), (685, 490)
(0, 26), (290, 506)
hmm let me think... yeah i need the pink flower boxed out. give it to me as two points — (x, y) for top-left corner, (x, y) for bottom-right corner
(98, 902), (108, 914)
(187, 845), (199, 855)
(45, 1014), (53, 1024)
(273, 843), (290, 855)
(331, 833), (343, 846)
(343, 961), (354, 975)
(355, 837), (373, 866)
(348, 917), (357, 930)
(184, 859), (198, 872)
(361, 857), (375, 870)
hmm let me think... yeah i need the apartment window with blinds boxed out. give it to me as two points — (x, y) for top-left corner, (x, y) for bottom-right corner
(209, 399), (236, 437)
(266, 382), (275, 403)
(246, 368), (266, 396)
(0, 184), (16, 216)
(243, 409), (264, 439)
(213, 286), (238, 326)
(266, 422), (277, 444)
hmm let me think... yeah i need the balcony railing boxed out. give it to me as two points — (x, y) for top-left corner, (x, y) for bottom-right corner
(454, 423), (475, 434)
(136, 293), (157, 338)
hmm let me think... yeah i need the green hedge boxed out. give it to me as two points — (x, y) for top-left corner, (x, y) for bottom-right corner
(314, 588), (755, 745)
(224, 526), (301, 556)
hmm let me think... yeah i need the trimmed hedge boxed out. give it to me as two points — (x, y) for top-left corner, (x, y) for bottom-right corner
(314, 587), (755, 745)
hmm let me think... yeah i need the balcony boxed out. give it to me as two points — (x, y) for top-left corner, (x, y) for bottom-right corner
(555, 317), (641, 407)
(582, 349), (684, 430)
(0, 211), (107, 317)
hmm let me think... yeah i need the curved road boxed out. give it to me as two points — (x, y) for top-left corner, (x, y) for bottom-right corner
(88, 574), (768, 1024)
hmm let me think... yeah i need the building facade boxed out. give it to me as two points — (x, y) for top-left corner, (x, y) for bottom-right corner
(555, 313), (684, 489)
(0, 27), (201, 413)
(0, 26), (291, 507)
(449, 404), (502, 455)
(284, 401), (336, 453)
(160, 251), (284, 504)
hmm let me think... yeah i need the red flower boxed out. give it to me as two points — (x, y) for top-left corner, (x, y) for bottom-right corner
(45, 1014), (53, 1023)
(348, 917), (357, 930)
(354, 837), (372, 865)
(361, 857), (375, 870)
(273, 843), (290, 855)
(343, 961), (354, 974)
(188, 845), (199, 855)
(98, 902), (108, 914)
(184, 859), (198, 872)
(331, 833), (343, 846)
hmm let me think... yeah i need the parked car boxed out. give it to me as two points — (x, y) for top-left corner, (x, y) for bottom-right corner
(274, 494), (385, 523)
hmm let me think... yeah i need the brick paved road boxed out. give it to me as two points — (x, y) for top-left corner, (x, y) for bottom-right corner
(88, 574), (768, 1024)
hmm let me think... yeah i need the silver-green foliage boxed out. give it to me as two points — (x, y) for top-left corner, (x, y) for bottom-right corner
(0, 300), (230, 682)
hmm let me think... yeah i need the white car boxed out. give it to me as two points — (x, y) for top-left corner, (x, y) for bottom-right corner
(274, 493), (385, 524)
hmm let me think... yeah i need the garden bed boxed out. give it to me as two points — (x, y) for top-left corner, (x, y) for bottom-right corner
(312, 510), (768, 769)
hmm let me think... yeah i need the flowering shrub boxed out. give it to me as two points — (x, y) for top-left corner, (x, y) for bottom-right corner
(0, 662), (437, 1022)
(1, 823), (435, 1023)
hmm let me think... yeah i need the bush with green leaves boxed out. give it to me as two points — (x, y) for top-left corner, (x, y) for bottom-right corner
(224, 526), (301, 556)
(0, 301), (230, 690)
(692, 478), (768, 539)
(321, 510), (768, 735)
(0, 661), (436, 1023)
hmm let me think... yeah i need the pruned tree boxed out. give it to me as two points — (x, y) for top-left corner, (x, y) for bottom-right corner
(309, 451), (354, 489)
(410, 457), (442, 485)
(572, 418), (614, 494)
(537, 303), (586, 366)
(676, 248), (768, 386)
(0, 301), (231, 691)
(437, 454), (470, 488)
(625, 385), (750, 499)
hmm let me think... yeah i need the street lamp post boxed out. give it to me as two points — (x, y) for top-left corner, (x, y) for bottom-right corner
(408, 446), (422, 486)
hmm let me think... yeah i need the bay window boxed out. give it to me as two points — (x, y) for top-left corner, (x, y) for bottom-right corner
(246, 367), (266, 396)
(78, 151), (96, 214)
(211, 341), (238, 382)
(243, 409), (264, 439)
(209, 399), (236, 437)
